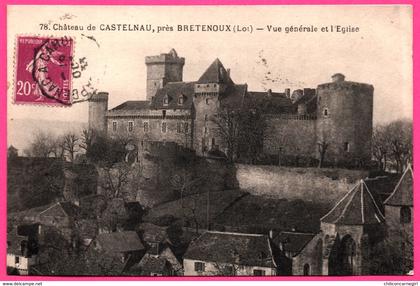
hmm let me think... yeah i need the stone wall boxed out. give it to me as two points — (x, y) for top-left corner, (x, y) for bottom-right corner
(235, 164), (368, 206)
(107, 108), (194, 149)
(292, 233), (323, 275)
(316, 81), (373, 165)
(263, 116), (317, 159)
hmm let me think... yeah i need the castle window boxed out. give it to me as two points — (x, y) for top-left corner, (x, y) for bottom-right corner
(144, 122), (149, 133)
(344, 142), (350, 152)
(400, 206), (411, 223)
(323, 108), (329, 117)
(205, 114), (208, 121)
(112, 121), (117, 131)
(15, 256), (20, 264)
(303, 264), (310, 276)
(161, 122), (167, 133)
(204, 127), (208, 134)
(206, 98), (210, 105)
(177, 122), (182, 133)
(184, 123), (189, 133)
(162, 110), (166, 118)
(128, 121), (134, 132)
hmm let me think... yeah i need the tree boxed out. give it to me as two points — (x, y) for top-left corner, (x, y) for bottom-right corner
(371, 120), (412, 173)
(80, 129), (94, 153)
(24, 130), (56, 157)
(62, 133), (80, 162)
(317, 140), (329, 168)
(212, 101), (267, 163)
(369, 229), (413, 275)
(372, 124), (389, 171)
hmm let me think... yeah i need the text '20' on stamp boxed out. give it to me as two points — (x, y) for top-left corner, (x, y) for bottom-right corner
(14, 35), (74, 106)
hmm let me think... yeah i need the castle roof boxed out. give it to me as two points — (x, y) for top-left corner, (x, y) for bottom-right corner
(384, 166), (413, 207)
(110, 100), (150, 111)
(38, 201), (80, 218)
(321, 180), (385, 225)
(197, 58), (234, 85)
(151, 82), (195, 110)
(247, 91), (295, 114)
(184, 231), (276, 268)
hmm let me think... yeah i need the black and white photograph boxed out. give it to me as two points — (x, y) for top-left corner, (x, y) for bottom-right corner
(6, 5), (413, 277)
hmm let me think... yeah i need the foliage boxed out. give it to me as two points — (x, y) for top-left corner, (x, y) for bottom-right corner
(372, 120), (412, 173)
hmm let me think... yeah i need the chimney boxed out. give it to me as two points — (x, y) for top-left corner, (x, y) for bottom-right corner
(226, 68), (231, 77)
(267, 89), (272, 97)
(285, 88), (290, 98)
(331, 73), (345, 83)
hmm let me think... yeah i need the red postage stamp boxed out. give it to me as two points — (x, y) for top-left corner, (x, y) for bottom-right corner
(14, 36), (74, 106)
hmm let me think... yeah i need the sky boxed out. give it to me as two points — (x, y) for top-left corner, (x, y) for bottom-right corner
(7, 5), (412, 126)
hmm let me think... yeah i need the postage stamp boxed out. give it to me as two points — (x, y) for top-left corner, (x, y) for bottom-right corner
(14, 35), (74, 106)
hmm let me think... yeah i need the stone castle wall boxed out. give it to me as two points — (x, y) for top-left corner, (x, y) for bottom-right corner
(235, 164), (368, 206)
(316, 82), (373, 165)
(263, 115), (317, 159)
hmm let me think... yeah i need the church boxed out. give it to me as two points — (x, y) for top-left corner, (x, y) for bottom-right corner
(88, 49), (374, 166)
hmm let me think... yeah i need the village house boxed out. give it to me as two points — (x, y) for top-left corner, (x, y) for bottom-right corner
(183, 231), (277, 276)
(7, 224), (40, 275)
(92, 231), (145, 264)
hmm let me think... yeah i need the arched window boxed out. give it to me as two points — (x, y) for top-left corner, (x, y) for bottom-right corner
(206, 98), (210, 105)
(303, 264), (310, 276)
(340, 235), (356, 275)
(400, 206), (411, 223)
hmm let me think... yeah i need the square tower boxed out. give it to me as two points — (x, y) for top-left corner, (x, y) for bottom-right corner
(145, 49), (185, 101)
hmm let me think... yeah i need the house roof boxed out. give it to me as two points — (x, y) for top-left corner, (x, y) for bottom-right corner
(321, 180), (385, 225)
(110, 101), (151, 111)
(219, 84), (248, 109)
(39, 201), (80, 218)
(138, 223), (169, 244)
(96, 231), (144, 253)
(150, 82), (195, 110)
(197, 58), (234, 85)
(272, 232), (316, 256)
(137, 254), (169, 275)
(184, 231), (276, 268)
(384, 166), (413, 207)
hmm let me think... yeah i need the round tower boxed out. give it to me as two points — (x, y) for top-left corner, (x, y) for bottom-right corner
(145, 49), (185, 101)
(88, 92), (109, 134)
(316, 74), (374, 167)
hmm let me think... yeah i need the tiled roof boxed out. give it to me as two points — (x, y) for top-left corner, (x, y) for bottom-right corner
(384, 167), (413, 207)
(138, 223), (168, 244)
(110, 101), (151, 111)
(184, 231), (276, 268)
(197, 58), (234, 85)
(321, 180), (385, 225)
(96, 231), (144, 254)
(151, 82), (195, 110)
(137, 254), (169, 275)
(247, 91), (295, 114)
(272, 232), (316, 256)
(219, 84), (248, 109)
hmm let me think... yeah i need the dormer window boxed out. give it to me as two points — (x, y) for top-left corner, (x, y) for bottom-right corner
(163, 95), (170, 106)
(178, 95), (184, 105)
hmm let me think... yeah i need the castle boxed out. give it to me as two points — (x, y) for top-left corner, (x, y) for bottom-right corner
(88, 49), (374, 166)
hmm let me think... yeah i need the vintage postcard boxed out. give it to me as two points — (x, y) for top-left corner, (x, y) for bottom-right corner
(5, 5), (413, 278)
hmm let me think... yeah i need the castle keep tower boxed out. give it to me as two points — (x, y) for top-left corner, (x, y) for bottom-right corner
(316, 74), (374, 166)
(145, 49), (185, 101)
(88, 92), (109, 134)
